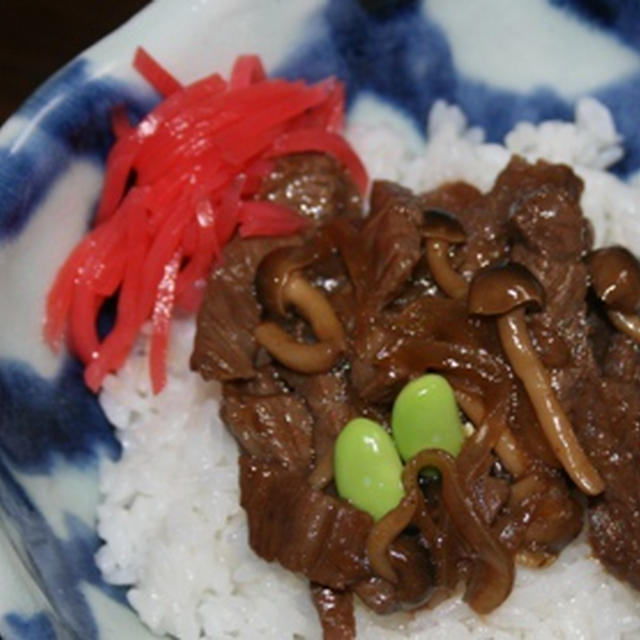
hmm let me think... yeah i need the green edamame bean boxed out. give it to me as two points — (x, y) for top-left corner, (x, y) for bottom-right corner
(391, 374), (464, 462)
(334, 418), (404, 521)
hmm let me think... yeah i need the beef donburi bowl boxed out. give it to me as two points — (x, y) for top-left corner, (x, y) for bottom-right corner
(3, 1), (640, 639)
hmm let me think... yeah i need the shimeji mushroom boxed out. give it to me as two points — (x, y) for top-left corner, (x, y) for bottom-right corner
(468, 262), (604, 496)
(420, 209), (530, 477)
(588, 246), (640, 342)
(422, 209), (468, 299)
(453, 389), (530, 477)
(254, 245), (346, 373)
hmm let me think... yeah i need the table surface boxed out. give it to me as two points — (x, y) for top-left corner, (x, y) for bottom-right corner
(1, 1), (148, 124)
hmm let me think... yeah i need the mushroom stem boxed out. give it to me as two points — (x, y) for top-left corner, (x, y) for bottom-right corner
(509, 473), (547, 504)
(404, 449), (514, 614)
(284, 276), (346, 346)
(255, 322), (341, 374)
(608, 310), (640, 343)
(454, 389), (529, 478)
(255, 272), (346, 373)
(307, 445), (335, 490)
(516, 549), (556, 569)
(426, 240), (468, 299)
(366, 490), (419, 584)
(495, 430), (529, 478)
(497, 308), (604, 496)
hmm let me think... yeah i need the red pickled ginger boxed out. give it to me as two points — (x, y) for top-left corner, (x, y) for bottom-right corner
(44, 48), (367, 394)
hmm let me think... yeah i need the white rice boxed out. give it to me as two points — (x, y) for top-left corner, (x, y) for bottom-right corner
(96, 99), (640, 639)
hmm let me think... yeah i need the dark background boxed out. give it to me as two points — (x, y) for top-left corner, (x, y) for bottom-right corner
(0, 1), (149, 123)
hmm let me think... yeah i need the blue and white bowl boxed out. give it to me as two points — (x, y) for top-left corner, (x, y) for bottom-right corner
(2, 1), (640, 638)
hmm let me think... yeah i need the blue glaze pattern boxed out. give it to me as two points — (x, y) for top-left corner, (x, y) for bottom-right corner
(0, 358), (119, 471)
(0, 59), (153, 240)
(0, 461), (96, 639)
(4, 613), (57, 640)
(2, 1), (640, 638)
(278, 0), (640, 175)
(550, 0), (640, 51)
(277, 0), (457, 129)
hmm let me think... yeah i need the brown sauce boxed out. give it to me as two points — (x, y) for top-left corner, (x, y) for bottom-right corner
(191, 152), (640, 637)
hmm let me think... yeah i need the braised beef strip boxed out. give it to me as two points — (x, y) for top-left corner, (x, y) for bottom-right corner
(191, 152), (640, 637)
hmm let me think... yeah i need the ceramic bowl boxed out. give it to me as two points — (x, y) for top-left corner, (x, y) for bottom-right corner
(2, 1), (640, 638)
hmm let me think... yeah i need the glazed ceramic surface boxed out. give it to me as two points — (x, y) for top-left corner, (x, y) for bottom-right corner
(2, 1), (640, 638)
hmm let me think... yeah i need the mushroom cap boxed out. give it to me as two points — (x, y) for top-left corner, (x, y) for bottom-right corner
(468, 262), (545, 316)
(256, 241), (331, 315)
(256, 247), (304, 315)
(587, 246), (640, 314)
(423, 209), (467, 244)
